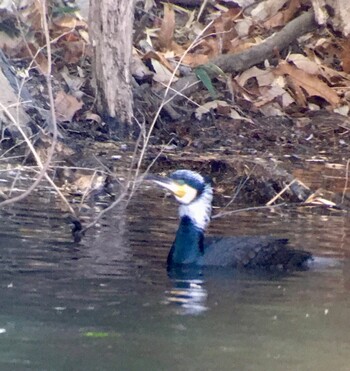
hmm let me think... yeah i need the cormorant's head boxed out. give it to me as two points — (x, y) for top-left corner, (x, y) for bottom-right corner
(147, 170), (210, 205)
(147, 170), (213, 230)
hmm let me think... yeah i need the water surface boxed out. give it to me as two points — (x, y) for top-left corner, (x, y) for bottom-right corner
(0, 187), (349, 370)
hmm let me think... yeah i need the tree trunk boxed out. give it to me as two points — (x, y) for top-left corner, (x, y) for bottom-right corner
(89, 0), (135, 133)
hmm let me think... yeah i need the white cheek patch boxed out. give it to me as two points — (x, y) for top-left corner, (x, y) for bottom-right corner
(179, 183), (213, 230)
(175, 185), (197, 204)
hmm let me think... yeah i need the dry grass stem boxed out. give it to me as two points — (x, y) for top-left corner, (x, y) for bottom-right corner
(213, 203), (287, 219)
(341, 158), (350, 204)
(266, 179), (298, 206)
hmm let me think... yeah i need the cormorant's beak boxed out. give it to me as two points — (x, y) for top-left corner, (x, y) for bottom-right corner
(145, 174), (187, 198)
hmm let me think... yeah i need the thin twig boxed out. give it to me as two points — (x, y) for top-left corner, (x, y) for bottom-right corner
(212, 202), (287, 219)
(79, 170), (100, 206)
(266, 179), (297, 206)
(222, 162), (259, 211)
(81, 190), (130, 233)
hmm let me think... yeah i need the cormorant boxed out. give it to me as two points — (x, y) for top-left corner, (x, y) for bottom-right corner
(148, 170), (312, 271)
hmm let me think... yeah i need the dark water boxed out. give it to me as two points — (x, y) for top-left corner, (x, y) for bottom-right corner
(0, 187), (350, 371)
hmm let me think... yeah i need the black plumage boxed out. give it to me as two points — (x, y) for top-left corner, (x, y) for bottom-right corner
(148, 170), (312, 271)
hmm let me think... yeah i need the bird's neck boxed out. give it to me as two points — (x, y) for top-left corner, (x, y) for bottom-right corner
(167, 216), (204, 267)
(167, 185), (212, 267)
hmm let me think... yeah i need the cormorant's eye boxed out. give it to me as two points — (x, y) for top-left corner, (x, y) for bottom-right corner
(176, 179), (185, 185)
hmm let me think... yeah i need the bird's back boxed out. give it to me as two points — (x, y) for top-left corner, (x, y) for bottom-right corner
(200, 236), (312, 271)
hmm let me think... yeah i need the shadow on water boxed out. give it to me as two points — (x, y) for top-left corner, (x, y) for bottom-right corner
(0, 187), (350, 370)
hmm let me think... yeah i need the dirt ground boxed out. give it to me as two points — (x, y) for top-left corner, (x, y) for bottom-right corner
(46, 104), (350, 212)
(1, 3), (350, 213)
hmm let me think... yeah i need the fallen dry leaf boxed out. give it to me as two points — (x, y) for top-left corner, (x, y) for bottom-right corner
(60, 67), (84, 93)
(27, 43), (49, 74)
(182, 53), (210, 67)
(53, 15), (87, 29)
(60, 40), (87, 64)
(232, 14), (252, 38)
(143, 50), (176, 74)
(263, 0), (301, 28)
(195, 100), (253, 121)
(287, 53), (320, 75)
(150, 59), (177, 83)
(256, 85), (294, 108)
(19, 0), (44, 31)
(83, 112), (102, 124)
(259, 103), (285, 116)
(236, 66), (273, 87)
(55, 90), (83, 122)
(210, 8), (241, 53)
(250, 0), (290, 22)
(182, 37), (220, 67)
(274, 61), (340, 107)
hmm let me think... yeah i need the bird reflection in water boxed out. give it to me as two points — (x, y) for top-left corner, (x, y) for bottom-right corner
(164, 267), (208, 315)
